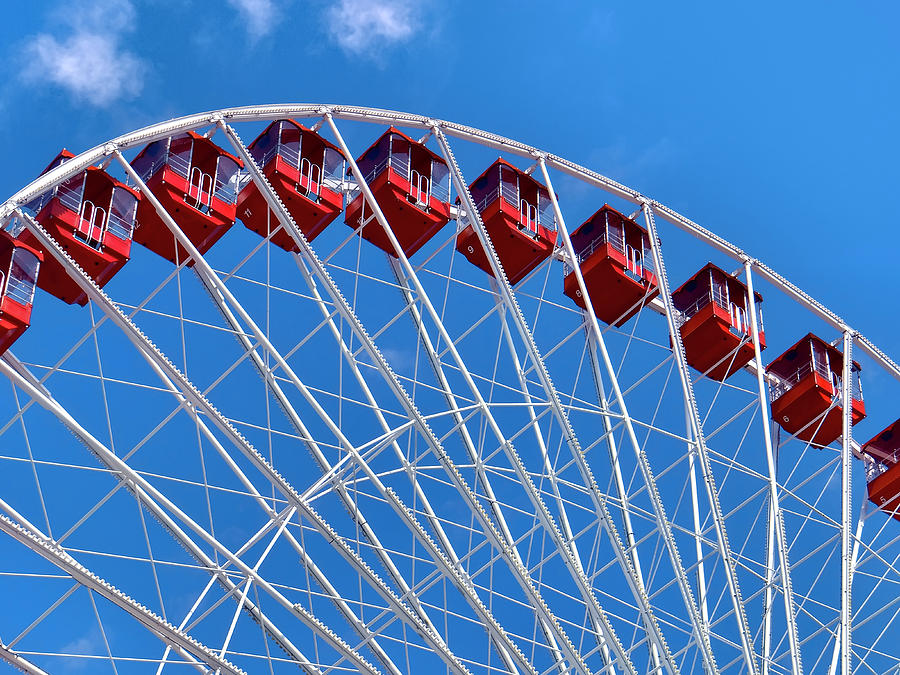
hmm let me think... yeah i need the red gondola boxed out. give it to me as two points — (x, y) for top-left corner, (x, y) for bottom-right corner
(767, 333), (865, 447)
(344, 127), (451, 258)
(455, 159), (558, 285)
(131, 132), (243, 265)
(862, 420), (900, 520)
(0, 230), (42, 354)
(237, 120), (344, 252)
(672, 263), (765, 381)
(563, 205), (658, 326)
(19, 150), (139, 305)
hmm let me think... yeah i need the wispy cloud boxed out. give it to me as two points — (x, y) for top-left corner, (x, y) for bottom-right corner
(587, 136), (676, 185)
(60, 626), (101, 671)
(325, 0), (419, 55)
(22, 0), (146, 107)
(227, 0), (277, 41)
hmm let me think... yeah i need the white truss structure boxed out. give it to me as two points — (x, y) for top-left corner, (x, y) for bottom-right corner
(0, 104), (897, 675)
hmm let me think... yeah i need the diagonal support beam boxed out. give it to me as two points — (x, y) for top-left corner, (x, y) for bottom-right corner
(0, 498), (247, 675)
(2, 354), (326, 674)
(532, 155), (718, 671)
(643, 203), (759, 675)
(534, 155), (676, 675)
(223, 116), (599, 675)
(0, 640), (52, 675)
(14, 207), (469, 675)
(435, 126), (677, 674)
(828, 512), (864, 675)
(115, 148), (465, 675)
(316, 115), (633, 671)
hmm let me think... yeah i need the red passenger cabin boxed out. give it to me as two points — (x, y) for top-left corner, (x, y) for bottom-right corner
(862, 420), (900, 520)
(131, 132), (243, 265)
(20, 150), (139, 305)
(672, 263), (764, 381)
(455, 159), (558, 285)
(237, 120), (344, 252)
(344, 127), (451, 258)
(0, 230), (42, 354)
(563, 205), (658, 326)
(767, 334), (865, 447)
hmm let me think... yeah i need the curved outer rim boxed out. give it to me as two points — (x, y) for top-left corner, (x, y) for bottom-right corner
(2, 102), (896, 385)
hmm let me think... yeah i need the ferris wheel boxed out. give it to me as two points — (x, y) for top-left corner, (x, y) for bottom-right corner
(0, 104), (898, 675)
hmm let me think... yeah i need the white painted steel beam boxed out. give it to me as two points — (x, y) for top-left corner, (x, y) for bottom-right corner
(0, 640), (52, 675)
(828, 515), (864, 675)
(0, 498), (247, 675)
(584, 336), (668, 663)
(1, 354), (329, 675)
(314, 115), (602, 675)
(383, 258), (571, 672)
(534, 156), (674, 675)
(643, 204), (758, 674)
(745, 263), (804, 675)
(221, 120), (591, 674)
(13, 208), (470, 675)
(532, 154), (715, 672)
(2, 104), (895, 392)
(115, 149), (479, 675)
(840, 330), (853, 675)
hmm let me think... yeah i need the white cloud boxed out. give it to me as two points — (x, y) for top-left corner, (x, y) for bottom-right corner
(60, 626), (101, 671)
(325, 0), (419, 55)
(227, 0), (277, 41)
(22, 0), (145, 107)
(69, 0), (136, 33)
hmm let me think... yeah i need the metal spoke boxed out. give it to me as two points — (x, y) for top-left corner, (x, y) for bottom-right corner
(1, 104), (899, 675)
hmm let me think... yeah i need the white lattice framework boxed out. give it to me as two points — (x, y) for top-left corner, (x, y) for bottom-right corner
(0, 105), (897, 675)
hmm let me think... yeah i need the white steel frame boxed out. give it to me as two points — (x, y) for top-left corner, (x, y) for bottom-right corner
(0, 104), (893, 675)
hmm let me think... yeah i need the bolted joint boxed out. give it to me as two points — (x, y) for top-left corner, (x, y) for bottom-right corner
(0, 203), (19, 224)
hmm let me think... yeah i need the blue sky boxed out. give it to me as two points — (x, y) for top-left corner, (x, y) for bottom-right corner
(2, 3), (900, 671)
(2, 1), (898, 355)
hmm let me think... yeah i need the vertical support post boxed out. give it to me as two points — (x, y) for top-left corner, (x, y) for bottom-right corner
(745, 262), (803, 675)
(685, 413), (710, 633)
(828, 514), (864, 675)
(840, 329), (854, 675)
(762, 494), (776, 675)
